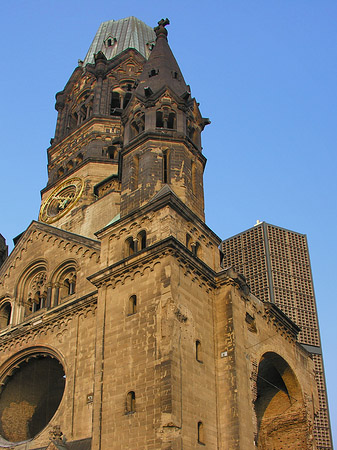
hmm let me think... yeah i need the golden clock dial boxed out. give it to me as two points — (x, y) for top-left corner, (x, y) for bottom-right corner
(39, 178), (84, 224)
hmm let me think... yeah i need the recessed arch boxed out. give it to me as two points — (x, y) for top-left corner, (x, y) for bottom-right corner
(0, 301), (12, 329)
(51, 260), (79, 306)
(254, 352), (306, 449)
(16, 260), (48, 315)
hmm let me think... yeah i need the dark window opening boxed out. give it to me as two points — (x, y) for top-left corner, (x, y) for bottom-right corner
(111, 92), (120, 113)
(107, 146), (117, 159)
(123, 93), (132, 108)
(167, 112), (176, 129)
(156, 111), (164, 128)
(107, 39), (112, 46)
(219, 249), (224, 268)
(126, 391), (136, 413)
(128, 295), (137, 315)
(64, 278), (76, 296)
(198, 421), (205, 444)
(149, 69), (158, 77)
(196, 340), (203, 363)
(172, 71), (178, 79)
(163, 152), (169, 183)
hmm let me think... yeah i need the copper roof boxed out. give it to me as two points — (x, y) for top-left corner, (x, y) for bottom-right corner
(83, 16), (156, 65)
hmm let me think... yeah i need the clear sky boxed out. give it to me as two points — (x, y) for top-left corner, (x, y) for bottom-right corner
(1, 0), (336, 444)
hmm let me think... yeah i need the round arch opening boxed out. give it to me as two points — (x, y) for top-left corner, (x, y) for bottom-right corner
(0, 351), (65, 444)
(254, 352), (306, 450)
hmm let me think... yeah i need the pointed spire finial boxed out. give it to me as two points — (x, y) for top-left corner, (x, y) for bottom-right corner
(154, 18), (170, 39)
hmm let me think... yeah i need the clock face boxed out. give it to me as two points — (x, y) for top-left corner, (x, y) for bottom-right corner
(39, 178), (84, 224)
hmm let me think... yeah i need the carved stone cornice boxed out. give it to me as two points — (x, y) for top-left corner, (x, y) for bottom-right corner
(88, 236), (217, 292)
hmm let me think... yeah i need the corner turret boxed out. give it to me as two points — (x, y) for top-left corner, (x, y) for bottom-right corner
(120, 19), (210, 220)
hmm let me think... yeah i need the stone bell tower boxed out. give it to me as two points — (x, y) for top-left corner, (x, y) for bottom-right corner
(0, 17), (320, 450)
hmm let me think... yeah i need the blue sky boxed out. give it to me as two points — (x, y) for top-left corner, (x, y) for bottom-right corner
(1, 0), (336, 444)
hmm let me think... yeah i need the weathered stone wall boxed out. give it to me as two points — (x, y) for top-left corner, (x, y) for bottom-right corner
(214, 278), (318, 449)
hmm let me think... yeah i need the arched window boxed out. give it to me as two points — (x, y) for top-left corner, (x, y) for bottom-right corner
(25, 271), (48, 315)
(126, 391), (136, 413)
(59, 271), (76, 301)
(128, 295), (137, 315)
(196, 340), (203, 363)
(167, 112), (176, 129)
(125, 237), (135, 257)
(0, 302), (11, 329)
(137, 230), (146, 250)
(197, 421), (204, 444)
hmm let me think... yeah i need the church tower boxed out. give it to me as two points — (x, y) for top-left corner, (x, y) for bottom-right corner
(0, 17), (320, 450)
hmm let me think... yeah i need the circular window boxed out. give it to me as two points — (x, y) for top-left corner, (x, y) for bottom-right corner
(0, 354), (65, 443)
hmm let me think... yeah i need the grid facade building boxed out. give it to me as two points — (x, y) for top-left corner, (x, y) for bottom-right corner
(222, 221), (333, 450)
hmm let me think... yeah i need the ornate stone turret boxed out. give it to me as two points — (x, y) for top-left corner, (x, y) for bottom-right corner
(120, 19), (210, 220)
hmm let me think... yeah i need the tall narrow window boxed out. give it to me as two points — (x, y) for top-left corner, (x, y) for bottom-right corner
(162, 151), (169, 184)
(126, 391), (136, 413)
(128, 295), (137, 315)
(133, 155), (139, 190)
(167, 112), (176, 129)
(32, 292), (44, 312)
(0, 303), (11, 329)
(125, 237), (135, 257)
(156, 111), (164, 128)
(123, 93), (132, 109)
(197, 421), (204, 444)
(111, 92), (120, 112)
(196, 340), (203, 363)
(186, 234), (192, 251)
(192, 242), (200, 258)
(191, 162), (197, 195)
(137, 230), (146, 250)
(107, 146), (116, 159)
